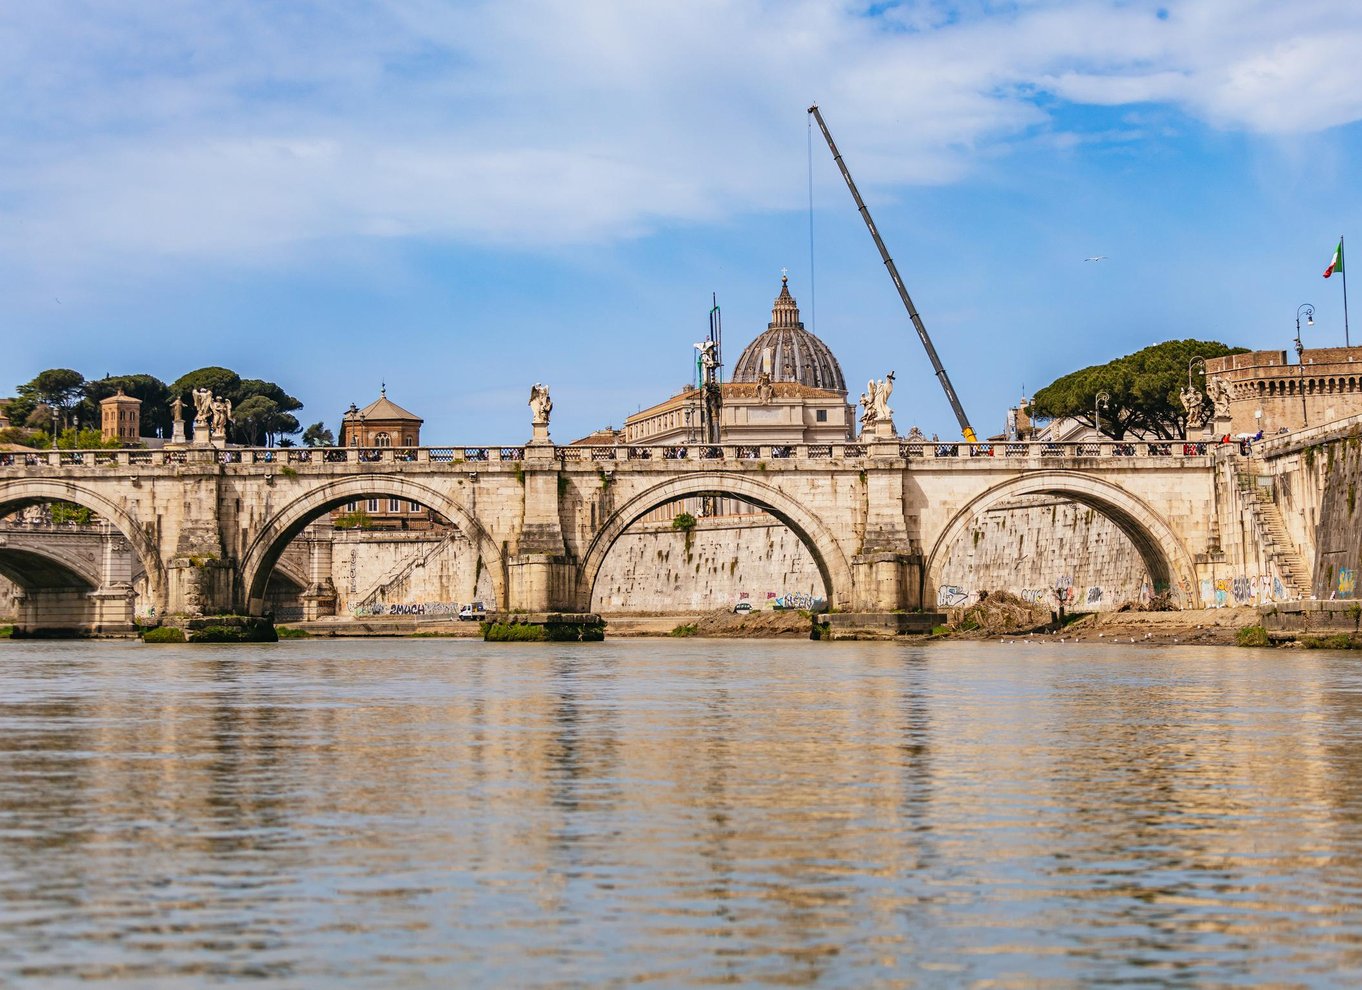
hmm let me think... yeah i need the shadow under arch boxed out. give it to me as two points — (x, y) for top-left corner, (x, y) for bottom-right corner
(238, 475), (504, 615)
(0, 548), (97, 592)
(0, 479), (166, 612)
(924, 471), (1200, 607)
(580, 472), (854, 611)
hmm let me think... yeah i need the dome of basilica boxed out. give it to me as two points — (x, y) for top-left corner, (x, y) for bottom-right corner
(731, 276), (846, 393)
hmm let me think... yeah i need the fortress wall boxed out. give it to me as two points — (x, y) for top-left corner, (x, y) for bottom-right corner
(934, 497), (1151, 611)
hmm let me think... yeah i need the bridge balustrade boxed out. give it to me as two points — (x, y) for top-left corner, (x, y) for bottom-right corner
(0, 440), (1226, 473)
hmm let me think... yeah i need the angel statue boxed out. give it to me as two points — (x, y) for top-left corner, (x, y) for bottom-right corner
(860, 379), (878, 428)
(1209, 378), (1233, 420)
(529, 383), (552, 426)
(1180, 384), (1207, 430)
(871, 370), (895, 423)
(211, 395), (232, 435)
(192, 387), (214, 425)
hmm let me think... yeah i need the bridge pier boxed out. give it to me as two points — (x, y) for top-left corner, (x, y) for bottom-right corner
(165, 462), (239, 618)
(88, 529), (136, 632)
(855, 461), (923, 611)
(852, 552), (924, 611)
(508, 446), (582, 612)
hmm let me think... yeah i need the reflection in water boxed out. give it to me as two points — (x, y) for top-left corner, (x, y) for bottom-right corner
(3, 641), (1362, 985)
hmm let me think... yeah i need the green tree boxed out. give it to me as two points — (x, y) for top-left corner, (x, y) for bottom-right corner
(302, 422), (335, 447)
(167, 368), (303, 444)
(53, 428), (120, 450)
(49, 502), (94, 525)
(16, 369), (85, 438)
(233, 395), (278, 446)
(238, 379), (303, 413)
(169, 367), (242, 405)
(1030, 339), (1247, 440)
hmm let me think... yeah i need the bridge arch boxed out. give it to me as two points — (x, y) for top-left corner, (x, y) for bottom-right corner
(239, 475), (505, 615)
(0, 478), (165, 612)
(0, 548), (98, 592)
(924, 472), (1200, 608)
(580, 472), (855, 610)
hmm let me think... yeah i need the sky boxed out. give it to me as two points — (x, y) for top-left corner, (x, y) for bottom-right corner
(3, 0), (1362, 443)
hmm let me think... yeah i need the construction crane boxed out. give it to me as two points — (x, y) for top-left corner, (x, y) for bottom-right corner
(808, 104), (978, 444)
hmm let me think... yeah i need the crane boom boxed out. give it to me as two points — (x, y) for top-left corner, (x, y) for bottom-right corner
(807, 104), (978, 444)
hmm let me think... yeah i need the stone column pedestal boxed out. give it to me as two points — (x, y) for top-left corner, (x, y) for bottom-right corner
(852, 552), (923, 611)
(507, 554), (579, 612)
(166, 557), (237, 617)
(301, 579), (338, 620)
(88, 585), (137, 633)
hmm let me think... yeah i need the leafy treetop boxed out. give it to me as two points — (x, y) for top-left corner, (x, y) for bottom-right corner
(1030, 339), (1248, 440)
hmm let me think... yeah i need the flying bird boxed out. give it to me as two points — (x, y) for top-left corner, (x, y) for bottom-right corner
(1084, 256), (1108, 262)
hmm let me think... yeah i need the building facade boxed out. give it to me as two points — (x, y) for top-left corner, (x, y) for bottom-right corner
(623, 276), (854, 447)
(335, 388), (441, 530)
(99, 389), (141, 444)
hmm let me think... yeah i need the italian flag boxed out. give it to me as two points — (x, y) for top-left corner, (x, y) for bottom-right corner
(1325, 240), (1344, 278)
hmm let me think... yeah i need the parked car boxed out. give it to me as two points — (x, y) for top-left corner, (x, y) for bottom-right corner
(458, 602), (487, 621)
(733, 602), (752, 614)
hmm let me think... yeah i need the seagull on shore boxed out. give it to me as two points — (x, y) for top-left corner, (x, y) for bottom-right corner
(1084, 256), (1108, 263)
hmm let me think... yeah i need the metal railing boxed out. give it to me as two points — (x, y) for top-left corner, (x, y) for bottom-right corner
(0, 439), (1223, 471)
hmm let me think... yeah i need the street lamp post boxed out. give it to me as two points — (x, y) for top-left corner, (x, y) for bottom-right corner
(1296, 304), (1315, 429)
(1094, 390), (1110, 436)
(1187, 356), (1206, 392)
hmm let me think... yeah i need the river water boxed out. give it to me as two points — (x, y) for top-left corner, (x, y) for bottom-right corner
(3, 639), (1362, 988)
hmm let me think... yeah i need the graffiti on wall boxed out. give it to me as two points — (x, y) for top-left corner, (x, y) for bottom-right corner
(937, 585), (971, 607)
(1339, 567), (1356, 598)
(1203, 572), (1293, 607)
(350, 601), (463, 617)
(772, 592), (823, 610)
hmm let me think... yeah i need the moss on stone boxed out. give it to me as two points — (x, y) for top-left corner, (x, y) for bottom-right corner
(142, 626), (186, 643)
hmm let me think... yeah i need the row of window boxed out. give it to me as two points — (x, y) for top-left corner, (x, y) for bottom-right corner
(345, 499), (424, 513)
(349, 432), (417, 447)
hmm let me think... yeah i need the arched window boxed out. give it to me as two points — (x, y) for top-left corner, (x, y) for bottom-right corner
(374, 432), (391, 447)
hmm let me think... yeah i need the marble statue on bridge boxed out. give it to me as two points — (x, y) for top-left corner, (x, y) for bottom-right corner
(1181, 384), (1207, 434)
(529, 383), (552, 426)
(529, 383), (552, 444)
(860, 380), (878, 431)
(211, 396), (232, 440)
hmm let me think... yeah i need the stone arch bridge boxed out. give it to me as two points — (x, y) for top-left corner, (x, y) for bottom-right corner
(0, 438), (1229, 632)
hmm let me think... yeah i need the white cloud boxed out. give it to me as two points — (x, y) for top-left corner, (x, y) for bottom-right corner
(1, 0), (1360, 269)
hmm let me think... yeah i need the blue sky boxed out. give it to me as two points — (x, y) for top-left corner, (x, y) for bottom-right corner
(3, 0), (1361, 442)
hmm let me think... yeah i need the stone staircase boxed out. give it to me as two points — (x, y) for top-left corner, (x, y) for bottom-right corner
(352, 535), (454, 609)
(1243, 483), (1311, 597)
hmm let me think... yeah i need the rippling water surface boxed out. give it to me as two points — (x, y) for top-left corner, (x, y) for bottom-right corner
(3, 639), (1362, 987)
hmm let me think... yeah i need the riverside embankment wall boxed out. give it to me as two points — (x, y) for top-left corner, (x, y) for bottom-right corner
(932, 496), (1150, 610)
